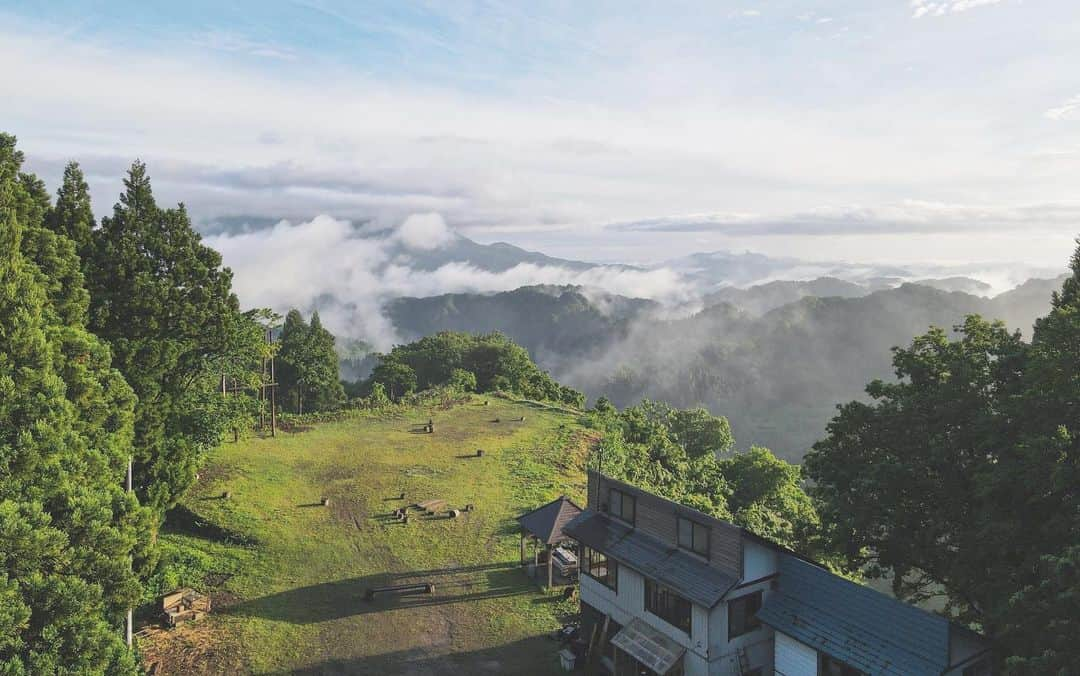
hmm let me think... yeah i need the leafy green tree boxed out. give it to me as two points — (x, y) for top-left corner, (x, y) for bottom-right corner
(370, 359), (418, 401)
(448, 368), (477, 393)
(806, 240), (1080, 668)
(1000, 546), (1080, 675)
(719, 447), (818, 551)
(80, 161), (249, 515)
(364, 331), (584, 406)
(587, 398), (814, 543)
(0, 133), (145, 675)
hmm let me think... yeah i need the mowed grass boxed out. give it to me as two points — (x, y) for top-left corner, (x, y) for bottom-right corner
(144, 395), (593, 675)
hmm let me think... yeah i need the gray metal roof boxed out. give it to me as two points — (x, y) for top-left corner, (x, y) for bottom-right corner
(563, 509), (738, 608)
(757, 554), (952, 675)
(517, 496), (583, 545)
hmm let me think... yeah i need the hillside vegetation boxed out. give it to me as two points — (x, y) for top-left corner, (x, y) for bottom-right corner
(141, 395), (591, 675)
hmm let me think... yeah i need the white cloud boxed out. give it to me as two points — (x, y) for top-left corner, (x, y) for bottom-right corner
(206, 213), (690, 349)
(393, 212), (456, 250)
(911, 0), (1006, 18)
(1045, 94), (1080, 121)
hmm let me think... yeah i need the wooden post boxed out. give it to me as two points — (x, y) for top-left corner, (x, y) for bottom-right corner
(269, 336), (277, 438)
(520, 531), (526, 566)
(547, 544), (553, 589)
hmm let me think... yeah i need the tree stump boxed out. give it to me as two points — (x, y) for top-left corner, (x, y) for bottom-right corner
(222, 491), (231, 499)
(464, 503), (474, 512)
(519, 416), (525, 422)
(322, 497), (331, 507)
(476, 449), (484, 457)
(449, 509), (461, 519)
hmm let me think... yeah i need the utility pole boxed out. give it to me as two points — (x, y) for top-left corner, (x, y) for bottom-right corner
(126, 456), (133, 649)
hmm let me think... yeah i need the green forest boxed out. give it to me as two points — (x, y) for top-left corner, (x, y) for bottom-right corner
(1, 132), (1078, 673)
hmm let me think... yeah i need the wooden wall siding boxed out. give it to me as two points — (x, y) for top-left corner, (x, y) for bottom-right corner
(589, 471), (743, 578)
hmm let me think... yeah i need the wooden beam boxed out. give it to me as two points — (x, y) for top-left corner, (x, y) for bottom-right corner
(547, 544), (553, 589)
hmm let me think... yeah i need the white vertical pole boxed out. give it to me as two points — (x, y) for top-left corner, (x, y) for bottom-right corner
(126, 456), (133, 649)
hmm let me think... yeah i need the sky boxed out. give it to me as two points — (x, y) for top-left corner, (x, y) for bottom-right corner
(3, 0), (1079, 272)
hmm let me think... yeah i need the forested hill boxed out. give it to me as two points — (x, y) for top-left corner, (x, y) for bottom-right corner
(563, 280), (1064, 461)
(376, 277), (1065, 461)
(387, 285), (657, 370)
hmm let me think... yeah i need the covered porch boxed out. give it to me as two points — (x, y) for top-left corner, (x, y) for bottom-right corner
(516, 495), (583, 589)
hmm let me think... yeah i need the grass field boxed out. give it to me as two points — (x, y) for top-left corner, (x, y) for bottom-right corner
(140, 394), (594, 675)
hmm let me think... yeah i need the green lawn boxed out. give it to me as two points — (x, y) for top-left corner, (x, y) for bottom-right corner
(142, 394), (593, 675)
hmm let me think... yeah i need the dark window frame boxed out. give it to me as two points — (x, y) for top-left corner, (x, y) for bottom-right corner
(608, 487), (636, 526)
(818, 653), (866, 676)
(582, 546), (618, 592)
(644, 578), (693, 637)
(676, 515), (710, 558)
(727, 590), (763, 640)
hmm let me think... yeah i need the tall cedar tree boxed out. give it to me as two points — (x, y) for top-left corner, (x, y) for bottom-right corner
(1, 134), (149, 674)
(277, 309), (344, 414)
(805, 240), (1080, 671)
(82, 161), (245, 515)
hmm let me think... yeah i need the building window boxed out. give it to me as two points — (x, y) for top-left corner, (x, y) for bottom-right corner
(727, 590), (763, 640)
(644, 578), (693, 636)
(583, 546), (618, 592)
(608, 487), (636, 525)
(676, 516), (709, 558)
(818, 654), (865, 676)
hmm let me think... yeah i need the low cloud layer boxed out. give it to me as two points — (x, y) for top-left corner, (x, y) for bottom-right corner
(207, 214), (690, 349)
(608, 201), (1080, 237)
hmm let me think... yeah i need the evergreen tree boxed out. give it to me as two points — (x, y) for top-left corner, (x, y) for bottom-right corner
(276, 310), (344, 413)
(0, 133), (145, 674)
(83, 161), (248, 515)
(45, 162), (95, 261)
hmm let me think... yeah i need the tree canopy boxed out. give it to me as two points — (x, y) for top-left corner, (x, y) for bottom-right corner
(0, 133), (147, 675)
(587, 399), (819, 553)
(364, 331), (585, 407)
(276, 309), (345, 414)
(68, 161), (260, 515)
(805, 239), (1080, 670)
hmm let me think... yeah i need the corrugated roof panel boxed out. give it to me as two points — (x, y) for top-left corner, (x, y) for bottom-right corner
(610, 617), (686, 674)
(563, 510), (738, 608)
(757, 554), (952, 675)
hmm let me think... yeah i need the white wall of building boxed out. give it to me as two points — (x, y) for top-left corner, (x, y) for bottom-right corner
(579, 567), (711, 675)
(774, 631), (817, 676)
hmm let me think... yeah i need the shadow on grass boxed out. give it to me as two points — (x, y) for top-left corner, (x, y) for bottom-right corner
(225, 562), (533, 625)
(270, 636), (560, 676)
(162, 504), (259, 546)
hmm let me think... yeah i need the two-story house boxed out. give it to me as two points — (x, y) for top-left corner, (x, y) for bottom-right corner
(563, 471), (993, 676)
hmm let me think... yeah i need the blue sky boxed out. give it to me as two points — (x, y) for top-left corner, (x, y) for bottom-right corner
(2, 0), (1079, 270)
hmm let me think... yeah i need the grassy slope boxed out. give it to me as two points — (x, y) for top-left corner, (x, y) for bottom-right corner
(143, 395), (593, 675)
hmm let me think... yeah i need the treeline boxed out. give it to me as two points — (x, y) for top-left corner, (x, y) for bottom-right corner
(0, 135), (273, 673)
(361, 331), (585, 408)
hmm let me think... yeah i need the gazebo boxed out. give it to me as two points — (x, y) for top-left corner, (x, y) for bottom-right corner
(517, 495), (583, 589)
